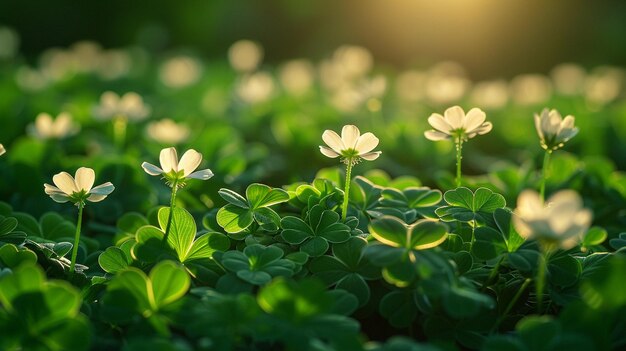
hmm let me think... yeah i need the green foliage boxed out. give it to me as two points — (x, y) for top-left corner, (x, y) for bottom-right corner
(217, 183), (289, 234)
(281, 204), (351, 257)
(369, 216), (448, 250)
(216, 244), (295, 285)
(436, 187), (506, 226)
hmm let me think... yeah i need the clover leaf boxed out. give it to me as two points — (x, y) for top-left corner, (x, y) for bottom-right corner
(309, 237), (380, 306)
(368, 216), (448, 250)
(100, 261), (190, 335)
(217, 183), (289, 234)
(0, 216), (26, 245)
(375, 186), (442, 223)
(0, 243), (37, 269)
(132, 207), (230, 275)
(216, 244), (295, 285)
(471, 208), (524, 260)
(0, 264), (90, 351)
(435, 187), (506, 227)
(281, 204), (351, 257)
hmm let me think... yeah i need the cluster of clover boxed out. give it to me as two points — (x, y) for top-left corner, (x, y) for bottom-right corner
(7, 106), (585, 299)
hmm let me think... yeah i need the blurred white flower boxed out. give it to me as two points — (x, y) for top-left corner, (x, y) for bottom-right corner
(236, 72), (275, 104)
(142, 147), (214, 187)
(0, 144), (5, 156)
(396, 70), (427, 103)
(279, 59), (315, 96)
(320, 125), (381, 164)
(510, 74), (552, 106)
(44, 167), (114, 205)
(146, 119), (191, 145)
(424, 106), (492, 141)
(15, 66), (49, 92)
(470, 80), (509, 110)
(228, 40), (263, 73)
(584, 66), (623, 106)
(534, 108), (578, 151)
(97, 49), (132, 80)
(332, 45), (373, 79)
(28, 112), (80, 140)
(159, 56), (202, 88)
(513, 190), (592, 250)
(550, 63), (586, 96)
(94, 91), (150, 121)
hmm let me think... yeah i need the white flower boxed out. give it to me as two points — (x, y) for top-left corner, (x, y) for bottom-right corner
(236, 72), (275, 104)
(146, 119), (190, 145)
(94, 91), (150, 121)
(319, 125), (381, 164)
(141, 147), (214, 186)
(28, 112), (80, 140)
(44, 167), (114, 205)
(424, 106), (492, 141)
(228, 40), (263, 73)
(0, 143), (5, 156)
(513, 190), (592, 250)
(159, 56), (202, 88)
(534, 108), (578, 151)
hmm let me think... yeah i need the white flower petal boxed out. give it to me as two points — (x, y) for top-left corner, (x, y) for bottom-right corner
(444, 106), (465, 130)
(560, 115), (576, 130)
(178, 149), (203, 177)
(0, 144), (5, 156)
(355, 132), (379, 154)
(322, 130), (345, 153)
(50, 193), (71, 203)
(473, 122), (493, 135)
(87, 194), (107, 202)
(424, 130), (450, 141)
(534, 113), (544, 140)
(463, 108), (486, 133)
(52, 172), (78, 195)
(187, 169), (214, 180)
(360, 151), (381, 161)
(341, 125), (360, 149)
(74, 167), (95, 192)
(44, 183), (65, 195)
(90, 182), (115, 195)
(427, 113), (452, 134)
(160, 147), (178, 172)
(141, 162), (164, 176)
(320, 146), (341, 158)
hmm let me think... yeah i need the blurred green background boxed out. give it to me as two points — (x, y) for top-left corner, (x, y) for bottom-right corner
(2, 0), (626, 78)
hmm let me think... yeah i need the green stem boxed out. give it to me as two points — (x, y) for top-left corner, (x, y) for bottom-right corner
(69, 203), (84, 277)
(164, 181), (178, 242)
(481, 256), (505, 291)
(539, 150), (552, 203)
(536, 252), (548, 314)
(455, 137), (463, 188)
(491, 278), (531, 333)
(113, 116), (128, 149)
(341, 161), (353, 220)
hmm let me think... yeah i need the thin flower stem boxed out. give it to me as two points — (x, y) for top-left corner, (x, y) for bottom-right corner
(536, 252), (548, 314)
(539, 150), (552, 203)
(491, 278), (531, 333)
(455, 137), (463, 188)
(341, 161), (353, 220)
(69, 202), (84, 277)
(113, 116), (128, 149)
(481, 255), (505, 291)
(164, 181), (178, 242)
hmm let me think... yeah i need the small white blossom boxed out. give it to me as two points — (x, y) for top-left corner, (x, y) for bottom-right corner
(28, 112), (80, 140)
(424, 106), (492, 142)
(44, 167), (114, 205)
(320, 125), (381, 165)
(146, 119), (190, 145)
(142, 147), (214, 187)
(534, 108), (578, 151)
(513, 190), (592, 250)
(0, 144), (5, 156)
(94, 91), (150, 121)
(228, 40), (263, 73)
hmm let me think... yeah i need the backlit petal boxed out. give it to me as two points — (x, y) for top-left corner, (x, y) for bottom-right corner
(90, 182), (115, 195)
(52, 172), (78, 195)
(427, 113), (452, 133)
(444, 106), (465, 130)
(322, 130), (345, 152)
(355, 132), (379, 154)
(178, 149), (203, 177)
(360, 151), (381, 161)
(463, 108), (486, 132)
(424, 130), (450, 141)
(341, 125), (360, 149)
(75, 167), (95, 192)
(141, 162), (164, 176)
(87, 194), (107, 202)
(160, 147), (178, 172)
(320, 146), (341, 158)
(187, 169), (214, 180)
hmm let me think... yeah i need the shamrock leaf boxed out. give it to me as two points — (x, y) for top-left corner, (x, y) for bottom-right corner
(435, 187), (506, 227)
(281, 204), (351, 257)
(217, 183), (289, 235)
(215, 244), (295, 286)
(375, 186), (442, 223)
